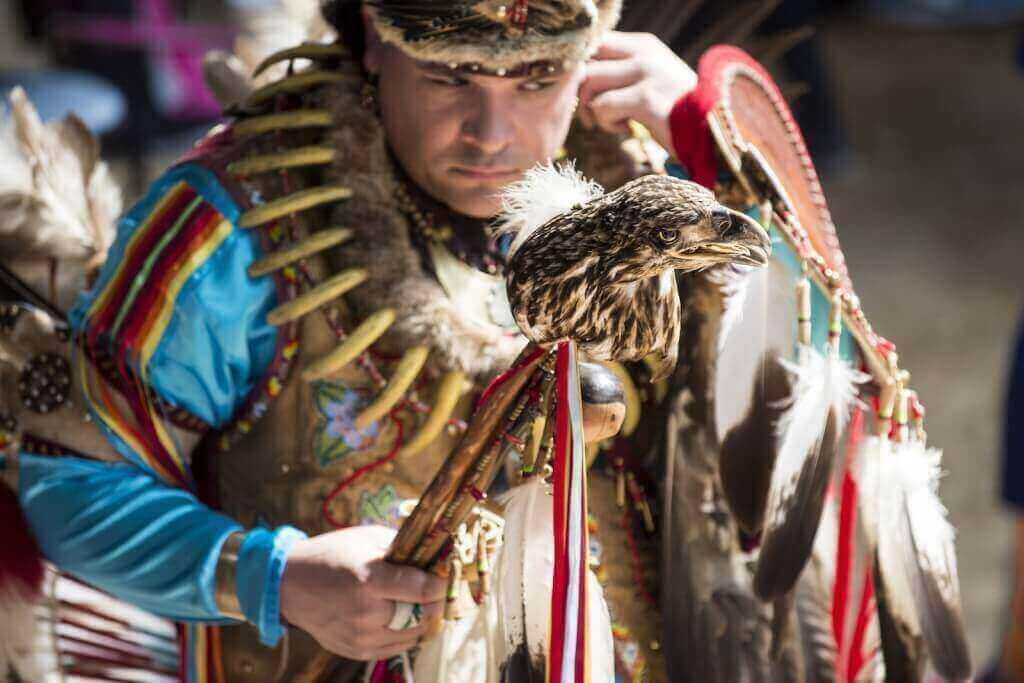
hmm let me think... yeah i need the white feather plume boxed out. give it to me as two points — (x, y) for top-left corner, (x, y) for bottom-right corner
(0, 87), (120, 268)
(226, 0), (337, 86)
(764, 346), (866, 527)
(703, 264), (753, 352)
(493, 162), (604, 259)
(876, 441), (959, 633)
(203, 0), (338, 108)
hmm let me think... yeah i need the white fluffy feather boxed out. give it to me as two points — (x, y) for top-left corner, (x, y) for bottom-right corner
(876, 440), (959, 632)
(703, 264), (753, 352)
(223, 0), (337, 88)
(764, 345), (867, 527)
(494, 162), (603, 259)
(0, 87), (120, 267)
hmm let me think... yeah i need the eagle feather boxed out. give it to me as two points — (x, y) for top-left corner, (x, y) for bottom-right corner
(876, 441), (971, 680)
(754, 345), (866, 601)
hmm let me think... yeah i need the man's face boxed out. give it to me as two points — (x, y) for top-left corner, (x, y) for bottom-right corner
(366, 40), (583, 218)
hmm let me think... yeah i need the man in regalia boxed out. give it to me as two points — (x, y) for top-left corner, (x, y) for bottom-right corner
(0, 1), (724, 680)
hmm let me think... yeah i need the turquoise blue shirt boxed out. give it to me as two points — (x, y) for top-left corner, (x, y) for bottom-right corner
(19, 163), (304, 650)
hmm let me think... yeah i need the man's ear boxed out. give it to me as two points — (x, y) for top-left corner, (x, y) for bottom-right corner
(361, 8), (383, 76)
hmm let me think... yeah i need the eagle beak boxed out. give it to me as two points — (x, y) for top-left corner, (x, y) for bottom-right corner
(723, 208), (771, 267)
(683, 206), (772, 270)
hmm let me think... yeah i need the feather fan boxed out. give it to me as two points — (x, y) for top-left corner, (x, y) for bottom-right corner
(754, 344), (866, 601)
(876, 441), (971, 680)
(0, 87), (120, 268)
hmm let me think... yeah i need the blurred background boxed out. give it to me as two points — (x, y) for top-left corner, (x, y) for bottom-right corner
(1, 0), (1023, 677)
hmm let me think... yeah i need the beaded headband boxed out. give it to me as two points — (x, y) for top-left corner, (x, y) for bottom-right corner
(323, 0), (621, 75)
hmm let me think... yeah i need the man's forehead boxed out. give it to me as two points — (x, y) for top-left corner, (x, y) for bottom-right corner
(418, 59), (572, 80)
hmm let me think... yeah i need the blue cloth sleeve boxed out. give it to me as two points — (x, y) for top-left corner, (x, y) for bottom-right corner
(19, 453), (240, 622)
(19, 452), (305, 644)
(237, 526), (308, 645)
(69, 163), (278, 432)
(24, 163), (296, 643)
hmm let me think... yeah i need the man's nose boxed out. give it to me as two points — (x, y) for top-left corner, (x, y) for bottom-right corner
(461, 93), (513, 154)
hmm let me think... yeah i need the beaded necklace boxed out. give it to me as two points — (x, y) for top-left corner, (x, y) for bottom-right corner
(394, 179), (507, 275)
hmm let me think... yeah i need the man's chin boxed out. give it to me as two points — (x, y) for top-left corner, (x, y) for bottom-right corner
(429, 184), (507, 219)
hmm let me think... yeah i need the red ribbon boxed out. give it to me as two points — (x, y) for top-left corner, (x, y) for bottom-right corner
(548, 342), (589, 682)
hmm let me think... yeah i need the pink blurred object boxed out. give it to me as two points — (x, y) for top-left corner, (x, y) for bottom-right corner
(53, 0), (233, 121)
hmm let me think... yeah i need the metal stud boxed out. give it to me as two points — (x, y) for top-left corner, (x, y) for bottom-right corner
(19, 352), (70, 414)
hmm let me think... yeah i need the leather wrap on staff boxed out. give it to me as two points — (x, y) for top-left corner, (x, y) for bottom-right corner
(387, 345), (548, 570)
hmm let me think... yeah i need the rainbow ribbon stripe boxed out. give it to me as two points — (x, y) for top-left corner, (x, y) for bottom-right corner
(79, 180), (233, 488)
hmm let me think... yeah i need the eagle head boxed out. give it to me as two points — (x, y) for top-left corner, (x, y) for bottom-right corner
(498, 164), (770, 380)
(594, 174), (770, 282)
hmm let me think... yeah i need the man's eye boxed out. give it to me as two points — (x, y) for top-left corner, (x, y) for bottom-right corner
(520, 80), (557, 92)
(427, 75), (468, 87)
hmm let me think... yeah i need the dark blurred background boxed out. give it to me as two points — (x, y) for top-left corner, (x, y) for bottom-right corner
(2, 0), (1023, 676)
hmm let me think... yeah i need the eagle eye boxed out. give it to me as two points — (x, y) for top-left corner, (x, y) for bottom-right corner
(655, 227), (679, 245)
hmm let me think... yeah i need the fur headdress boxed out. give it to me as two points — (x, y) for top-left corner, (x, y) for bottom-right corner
(323, 0), (621, 73)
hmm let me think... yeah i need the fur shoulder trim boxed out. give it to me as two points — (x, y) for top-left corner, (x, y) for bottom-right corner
(320, 76), (526, 383)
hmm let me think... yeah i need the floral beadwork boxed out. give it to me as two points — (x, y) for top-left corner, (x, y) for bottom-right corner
(312, 381), (380, 467)
(357, 484), (403, 527)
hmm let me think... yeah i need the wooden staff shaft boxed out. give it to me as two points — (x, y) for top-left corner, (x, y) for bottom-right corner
(387, 345), (547, 564)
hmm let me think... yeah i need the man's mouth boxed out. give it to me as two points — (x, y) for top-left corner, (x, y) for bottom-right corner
(449, 165), (521, 181)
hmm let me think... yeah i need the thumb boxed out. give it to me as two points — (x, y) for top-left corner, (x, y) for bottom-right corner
(587, 83), (647, 135)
